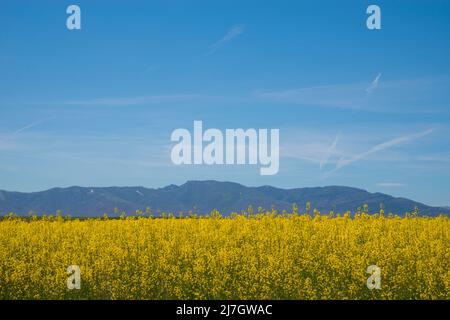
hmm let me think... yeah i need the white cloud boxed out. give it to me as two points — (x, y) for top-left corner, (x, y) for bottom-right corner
(320, 132), (340, 170)
(64, 94), (213, 107)
(417, 151), (450, 163)
(376, 182), (406, 187)
(255, 76), (450, 114)
(0, 118), (52, 150)
(255, 83), (367, 110)
(1, 119), (49, 140)
(206, 25), (244, 56)
(327, 128), (434, 174)
(366, 73), (381, 94)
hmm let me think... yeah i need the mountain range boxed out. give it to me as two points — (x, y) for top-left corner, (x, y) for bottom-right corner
(0, 180), (448, 217)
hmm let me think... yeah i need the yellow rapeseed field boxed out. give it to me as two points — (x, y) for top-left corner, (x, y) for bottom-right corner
(0, 209), (449, 300)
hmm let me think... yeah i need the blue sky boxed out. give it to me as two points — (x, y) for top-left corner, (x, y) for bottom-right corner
(1, 0), (450, 206)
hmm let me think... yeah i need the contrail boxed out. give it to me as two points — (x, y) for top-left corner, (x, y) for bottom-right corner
(205, 25), (244, 56)
(366, 73), (381, 93)
(0, 118), (52, 143)
(320, 132), (340, 170)
(325, 128), (434, 175)
(12, 120), (46, 135)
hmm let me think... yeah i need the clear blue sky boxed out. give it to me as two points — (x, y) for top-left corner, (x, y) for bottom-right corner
(1, 0), (450, 206)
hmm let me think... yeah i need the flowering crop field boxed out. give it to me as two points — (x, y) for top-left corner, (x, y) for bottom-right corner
(0, 212), (449, 300)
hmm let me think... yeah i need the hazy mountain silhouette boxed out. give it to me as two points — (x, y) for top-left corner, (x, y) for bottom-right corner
(0, 180), (448, 217)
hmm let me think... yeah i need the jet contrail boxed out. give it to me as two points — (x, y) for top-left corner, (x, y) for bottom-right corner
(0, 118), (52, 143)
(366, 73), (382, 93)
(320, 132), (340, 170)
(326, 128), (434, 175)
(205, 25), (244, 56)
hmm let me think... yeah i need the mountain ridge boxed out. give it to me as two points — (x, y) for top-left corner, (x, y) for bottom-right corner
(0, 180), (448, 217)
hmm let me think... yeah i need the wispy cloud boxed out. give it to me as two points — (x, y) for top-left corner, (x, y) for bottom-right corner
(255, 76), (450, 114)
(417, 152), (450, 163)
(0, 119), (53, 152)
(376, 182), (406, 187)
(205, 25), (244, 56)
(327, 128), (434, 174)
(280, 130), (346, 166)
(366, 73), (381, 94)
(255, 82), (370, 110)
(64, 94), (214, 107)
(0, 118), (51, 143)
(320, 132), (340, 170)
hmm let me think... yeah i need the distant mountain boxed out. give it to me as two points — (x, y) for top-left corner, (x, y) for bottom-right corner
(0, 180), (448, 217)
